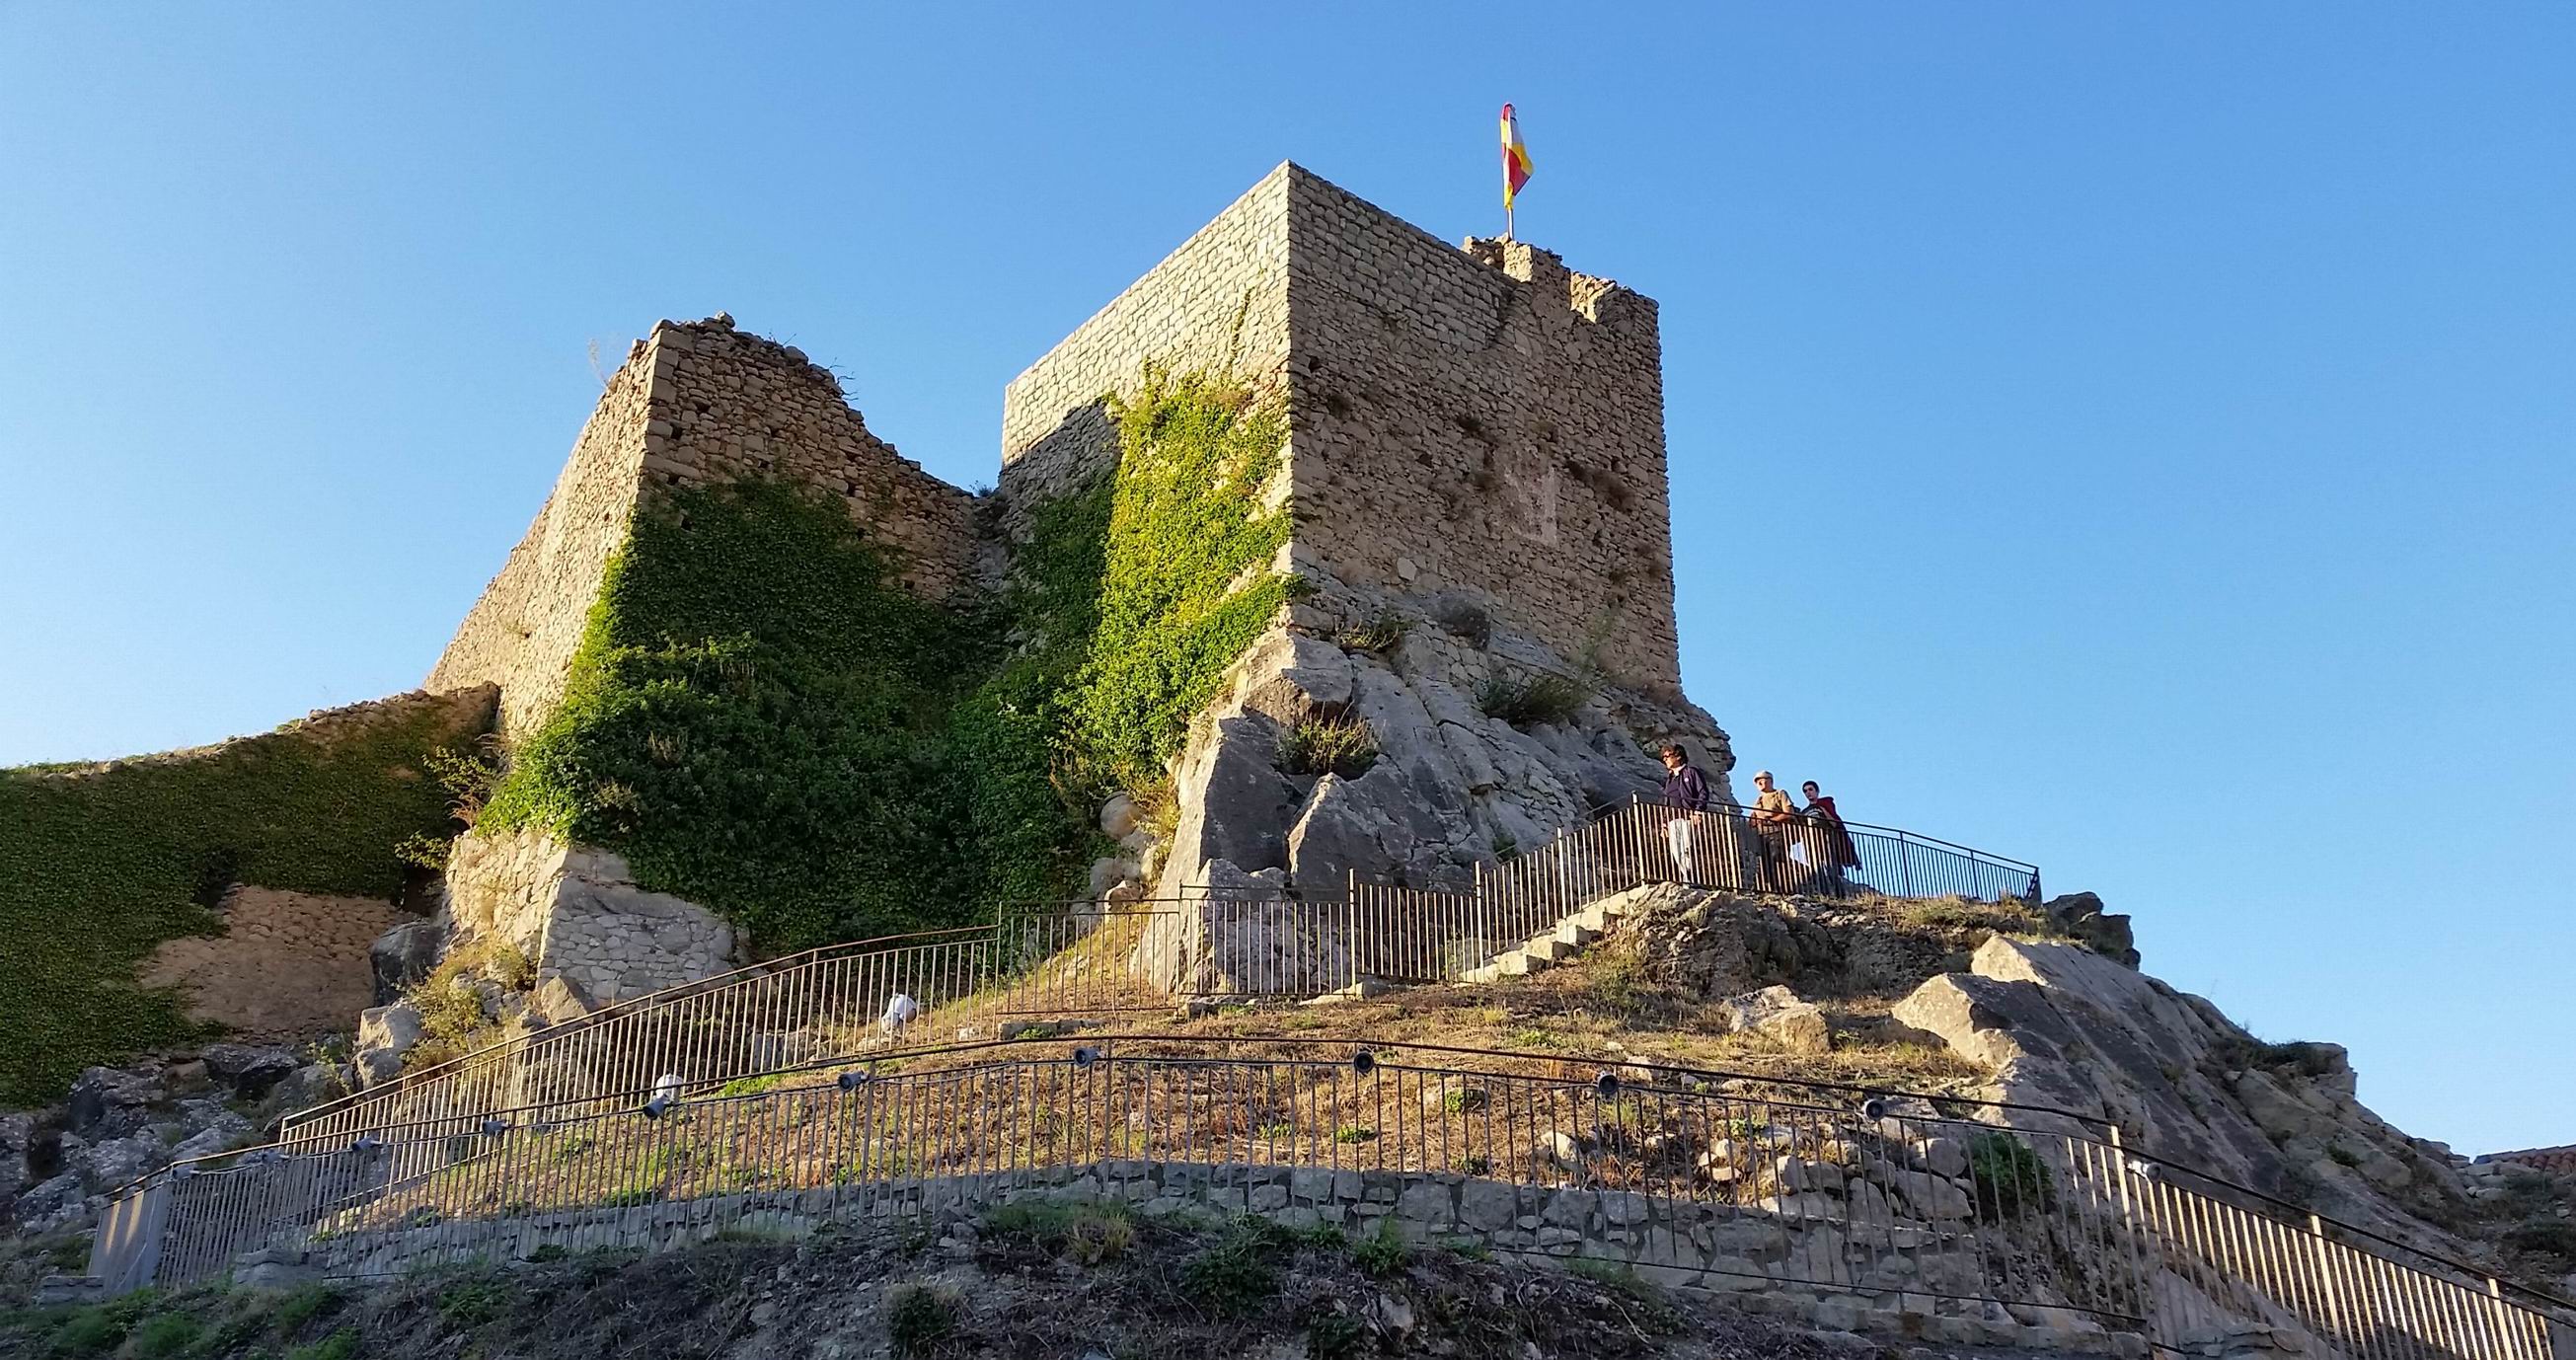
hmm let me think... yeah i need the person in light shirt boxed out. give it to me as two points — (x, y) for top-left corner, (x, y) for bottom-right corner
(1748, 770), (1798, 892)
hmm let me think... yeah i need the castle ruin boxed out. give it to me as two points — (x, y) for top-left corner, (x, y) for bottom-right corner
(417, 161), (1731, 1012)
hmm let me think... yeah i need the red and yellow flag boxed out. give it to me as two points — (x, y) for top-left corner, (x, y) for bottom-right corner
(1500, 103), (1534, 213)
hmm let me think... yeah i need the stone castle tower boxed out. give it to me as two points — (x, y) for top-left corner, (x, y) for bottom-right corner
(1003, 163), (1684, 698)
(419, 161), (1729, 1009)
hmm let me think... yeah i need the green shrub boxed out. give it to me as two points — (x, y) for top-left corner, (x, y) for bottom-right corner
(477, 365), (1292, 950)
(123, 1313), (200, 1358)
(980, 1199), (1135, 1264)
(0, 694), (484, 1104)
(1306, 1310), (1368, 1359)
(285, 1328), (361, 1360)
(1067, 365), (1292, 787)
(1348, 1220), (1406, 1276)
(1333, 1124), (1377, 1145)
(271, 1283), (343, 1333)
(886, 1283), (961, 1356)
(46, 1298), (141, 1356)
(436, 1277), (512, 1326)
(2505, 1220), (2576, 1261)
(1179, 1223), (1282, 1317)
(478, 478), (986, 950)
(1967, 1131), (2056, 1218)
(1277, 714), (1379, 780)
(1475, 671), (1587, 728)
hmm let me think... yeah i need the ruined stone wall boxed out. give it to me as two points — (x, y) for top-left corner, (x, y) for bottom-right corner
(426, 352), (654, 735)
(638, 318), (980, 599)
(430, 317), (979, 736)
(997, 165), (1292, 528)
(1283, 171), (1681, 696)
(135, 886), (409, 1039)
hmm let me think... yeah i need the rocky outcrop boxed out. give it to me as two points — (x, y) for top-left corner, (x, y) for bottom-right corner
(2, 1044), (340, 1237)
(1157, 609), (1730, 901)
(1893, 938), (2466, 1246)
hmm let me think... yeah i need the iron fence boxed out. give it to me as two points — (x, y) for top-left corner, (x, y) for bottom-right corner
(104, 1036), (2571, 1359)
(280, 799), (2038, 1150)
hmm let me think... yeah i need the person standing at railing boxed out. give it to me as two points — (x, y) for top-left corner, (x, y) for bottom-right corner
(1750, 770), (1799, 892)
(1799, 780), (1860, 896)
(1657, 744), (1710, 884)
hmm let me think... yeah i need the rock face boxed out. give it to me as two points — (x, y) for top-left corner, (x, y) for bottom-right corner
(444, 827), (738, 1018)
(1157, 617), (1730, 902)
(4, 1045), (327, 1236)
(1893, 938), (2463, 1245)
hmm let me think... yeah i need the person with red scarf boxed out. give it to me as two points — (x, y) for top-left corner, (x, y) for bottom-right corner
(1800, 780), (1861, 896)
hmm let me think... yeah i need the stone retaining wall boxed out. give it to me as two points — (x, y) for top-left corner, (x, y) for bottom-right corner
(254, 1159), (2142, 1356)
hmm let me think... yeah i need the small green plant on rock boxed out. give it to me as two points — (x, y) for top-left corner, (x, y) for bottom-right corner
(1340, 610), (1409, 654)
(1476, 670), (1587, 728)
(1967, 1131), (2056, 1218)
(1278, 713), (1379, 780)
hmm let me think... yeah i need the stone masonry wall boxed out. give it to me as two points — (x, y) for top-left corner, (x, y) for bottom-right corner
(134, 886), (408, 1039)
(1284, 170), (1681, 697)
(998, 164), (1684, 695)
(261, 1161), (2142, 1355)
(637, 317), (979, 600)
(426, 349), (654, 735)
(430, 316), (979, 736)
(443, 827), (736, 1019)
(997, 164), (1292, 531)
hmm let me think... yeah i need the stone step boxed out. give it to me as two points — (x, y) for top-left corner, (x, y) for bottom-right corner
(1521, 936), (1573, 963)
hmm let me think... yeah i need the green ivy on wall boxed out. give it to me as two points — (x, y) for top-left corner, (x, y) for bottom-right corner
(0, 704), (482, 1105)
(1072, 365), (1293, 787)
(478, 478), (984, 949)
(480, 366), (1291, 951)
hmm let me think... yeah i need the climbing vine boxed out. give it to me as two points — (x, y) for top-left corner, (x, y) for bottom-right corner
(478, 478), (983, 950)
(0, 701), (480, 1104)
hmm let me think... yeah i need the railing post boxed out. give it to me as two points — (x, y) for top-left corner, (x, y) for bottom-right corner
(1899, 833), (1915, 898)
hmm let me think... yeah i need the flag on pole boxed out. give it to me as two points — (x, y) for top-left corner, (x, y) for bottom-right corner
(1499, 103), (1533, 233)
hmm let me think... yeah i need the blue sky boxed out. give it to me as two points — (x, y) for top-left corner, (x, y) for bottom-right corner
(3, 4), (2568, 1153)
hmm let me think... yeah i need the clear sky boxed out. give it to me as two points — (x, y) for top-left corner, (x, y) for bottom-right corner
(3, 5), (2569, 1153)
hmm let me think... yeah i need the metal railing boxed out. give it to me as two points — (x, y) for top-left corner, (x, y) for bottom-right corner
(279, 911), (1170, 1149)
(281, 798), (2039, 1149)
(106, 1036), (2573, 1359)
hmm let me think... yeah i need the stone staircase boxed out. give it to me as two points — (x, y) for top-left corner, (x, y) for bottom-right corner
(1452, 883), (1655, 984)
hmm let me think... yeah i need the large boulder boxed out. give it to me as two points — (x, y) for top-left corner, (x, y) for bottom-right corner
(65, 1066), (163, 1139)
(2041, 891), (2140, 968)
(1160, 714), (1303, 892)
(1155, 597), (1733, 901)
(1616, 886), (1827, 996)
(370, 917), (448, 1004)
(200, 1043), (301, 1100)
(1716, 984), (1831, 1054)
